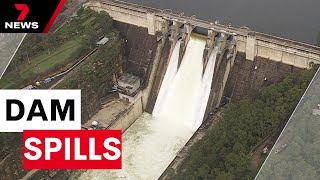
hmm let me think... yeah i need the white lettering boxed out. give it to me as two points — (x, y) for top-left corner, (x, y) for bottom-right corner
(24, 137), (42, 160)
(103, 137), (121, 160)
(45, 138), (62, 160)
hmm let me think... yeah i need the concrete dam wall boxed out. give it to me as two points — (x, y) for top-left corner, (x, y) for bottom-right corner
(77, 1), (320, 179)
(79, 31), (224, 180)
(80, 3), (234, 177)
(85, 0), (320, 69)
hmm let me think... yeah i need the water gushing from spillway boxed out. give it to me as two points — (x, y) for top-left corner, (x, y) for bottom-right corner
(78, 36), (218, 180)
(193, 47), (219, 129)
(152, 40), (181, 117)
(154, 37), (205, 130)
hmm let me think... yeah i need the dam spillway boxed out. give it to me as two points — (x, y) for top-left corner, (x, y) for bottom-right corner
(195, 47), (219, 128)
(78, 36), (218, 179)
(152, 40), (181, 117)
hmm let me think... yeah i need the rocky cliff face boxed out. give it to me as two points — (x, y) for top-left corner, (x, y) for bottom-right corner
(114, 22), (157, 87)
(224, 53), (306, 103)
(79, 22), (158, 124)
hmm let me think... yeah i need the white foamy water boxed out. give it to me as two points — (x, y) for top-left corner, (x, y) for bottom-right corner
(78, 37), (217, 180)
(193, 47), (218, 128)
(153, 40), (181, 117)
(155, 37), (205, 130)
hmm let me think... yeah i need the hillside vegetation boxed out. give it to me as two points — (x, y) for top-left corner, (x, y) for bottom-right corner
(257, 68), (320, 179)
(173, 65), (318, 179)
(0, 8), (114, 89)
(0, 8), (123, 180)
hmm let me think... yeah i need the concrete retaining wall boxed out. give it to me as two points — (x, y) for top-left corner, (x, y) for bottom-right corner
(237, 35), (319, 68)
(107, 24), (165, 130)
(108, 98), (143, 131)
(141, 40), (165, 110)
(107, 41), (164, 131)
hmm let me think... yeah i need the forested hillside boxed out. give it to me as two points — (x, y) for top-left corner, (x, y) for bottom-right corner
(173, 65), (319, 179)
(0, 8), (114, 89)
(0, 8), (124, 180)
(257, 67), (320, 179)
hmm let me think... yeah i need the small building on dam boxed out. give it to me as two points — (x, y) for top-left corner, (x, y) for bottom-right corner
(118, 73), (142, 103)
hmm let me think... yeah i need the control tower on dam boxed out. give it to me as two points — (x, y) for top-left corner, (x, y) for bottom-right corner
(85, 0), (320, 69)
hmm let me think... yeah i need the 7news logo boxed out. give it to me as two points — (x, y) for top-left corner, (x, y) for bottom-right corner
(0, 0), (66, 33)
(4, 4), (39, 30)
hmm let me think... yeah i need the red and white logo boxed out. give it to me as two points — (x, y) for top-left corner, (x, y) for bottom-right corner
(23, 130), (122, 169)
(4, 4), (38, 30)
(0, 0), (66, 33)
(15, 4), (29, 21)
